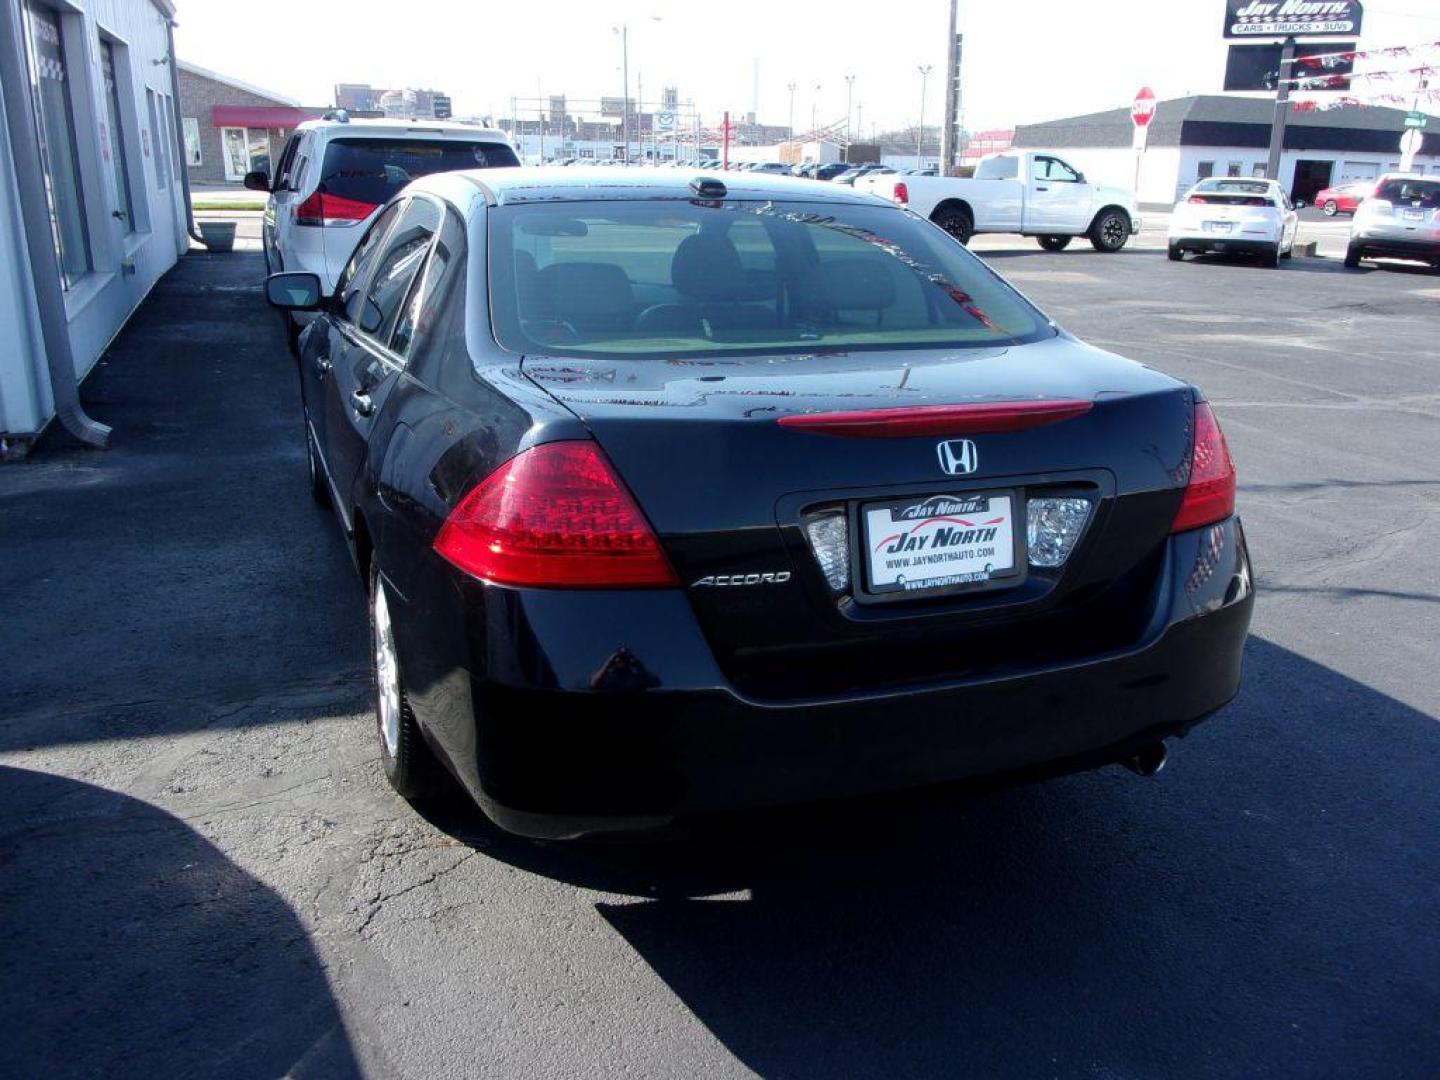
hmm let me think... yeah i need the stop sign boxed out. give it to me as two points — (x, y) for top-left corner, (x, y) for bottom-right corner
(1132, 86), (1157, 128)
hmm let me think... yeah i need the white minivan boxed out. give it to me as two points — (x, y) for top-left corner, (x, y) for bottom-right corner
(247, 114), (517, 340)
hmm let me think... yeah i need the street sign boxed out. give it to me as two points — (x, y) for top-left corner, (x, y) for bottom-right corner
(1131, 86), (1157, 128)
(1404, 113), (1428, 129)
(1223, 0), (1363, 39)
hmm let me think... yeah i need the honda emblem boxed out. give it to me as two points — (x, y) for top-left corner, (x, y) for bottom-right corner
(936, 439), (978, 476)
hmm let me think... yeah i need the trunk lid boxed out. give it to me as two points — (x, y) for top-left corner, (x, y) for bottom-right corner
(524, 339), (1195, 701)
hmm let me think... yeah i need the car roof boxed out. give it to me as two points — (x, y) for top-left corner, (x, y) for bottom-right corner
(409, 165), (890, 207)
(296, 117), (510, 142)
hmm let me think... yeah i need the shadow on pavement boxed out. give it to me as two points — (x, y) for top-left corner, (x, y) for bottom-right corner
(430, 637), (1440, 1077)
(0, 767), (361, 1079)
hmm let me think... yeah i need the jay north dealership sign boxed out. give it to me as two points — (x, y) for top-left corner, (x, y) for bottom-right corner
(1224, 0), (1363, 38)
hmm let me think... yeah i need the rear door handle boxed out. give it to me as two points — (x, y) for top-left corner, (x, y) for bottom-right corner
(351, 389), (374, 418)
(314, 355), (332, 377)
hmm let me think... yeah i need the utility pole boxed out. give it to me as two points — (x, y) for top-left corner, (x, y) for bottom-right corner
(787, 81), (796, 139)
(845, 74), (856, 145)
(941, 0), (962, 175)
(916, 65), (932, 170)
(1264, 36), (1296, 184)
(811, 83), (821, 140)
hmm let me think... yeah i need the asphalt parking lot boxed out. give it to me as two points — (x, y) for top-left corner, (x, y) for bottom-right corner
(2, 242), (1437, 1079)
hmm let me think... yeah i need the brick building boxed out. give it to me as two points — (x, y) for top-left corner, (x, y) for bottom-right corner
(177, 60), (319, 185)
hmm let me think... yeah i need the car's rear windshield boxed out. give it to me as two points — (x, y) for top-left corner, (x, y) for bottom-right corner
(320, 138), (518, 206)
(487, 199), (1054, 358)
(1196, 180), (1271, 196)
(974, 156), (1018, 180)
(1375, 178), (1440, 208)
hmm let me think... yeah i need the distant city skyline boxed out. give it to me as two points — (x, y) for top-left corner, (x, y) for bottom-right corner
(175, 0), (1440, 133)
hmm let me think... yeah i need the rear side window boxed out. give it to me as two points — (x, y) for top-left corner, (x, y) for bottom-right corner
(975, 155), (1018, 180)
(319, 138), (518, 209)
(1375, 179), (1440, 207)
(358, 197), (441, 341)
(489, 199), (1053, 359)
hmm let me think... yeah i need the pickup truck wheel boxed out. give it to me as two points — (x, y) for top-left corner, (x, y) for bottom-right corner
(1089, 209), (1130, 252)
(1037, 235), (1072, 252)
(933, 206), (974, 245)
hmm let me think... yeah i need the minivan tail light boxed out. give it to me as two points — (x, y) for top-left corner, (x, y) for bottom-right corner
(1171, 400), (1236, 533)
(893, 182), (909, 206)
(294, 191), (378, 227)
(433, 441), (678, 588)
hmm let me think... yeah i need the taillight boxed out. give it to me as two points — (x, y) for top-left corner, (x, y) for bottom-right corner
(294, 191), (378, 227)
(1171, 400), (1236, 533)
(1187, 195), (1208, 204)
(893, 182), (909, 206)
(432, 441), (677, 588)
(778, 400), (1093, 437)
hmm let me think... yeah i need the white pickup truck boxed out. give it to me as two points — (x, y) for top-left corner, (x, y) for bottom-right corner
(857, 150), (1142, 253)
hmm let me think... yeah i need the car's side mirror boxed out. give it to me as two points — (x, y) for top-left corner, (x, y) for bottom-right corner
(243, 170), (271, 193)
(266, 271), (323, 311)
(1294, 199), (1307, 209)
(359, 297), (384, 335)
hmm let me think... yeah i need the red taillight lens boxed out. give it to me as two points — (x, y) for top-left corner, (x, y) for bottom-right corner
(432, 441), (678, 588)
(1171, 400), (1236, 533)
(294, 191), (378, 227)
(893, 182), (909, 206)
(1187, 195), (1209, 204)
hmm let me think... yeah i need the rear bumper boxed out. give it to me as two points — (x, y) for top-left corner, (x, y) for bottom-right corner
(406, 518), (1254, 838)
(1351, 234), (1440, 261)
(1169, 232), (1276, 255)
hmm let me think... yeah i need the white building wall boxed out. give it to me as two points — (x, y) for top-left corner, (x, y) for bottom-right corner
(1, 0), (185, 440)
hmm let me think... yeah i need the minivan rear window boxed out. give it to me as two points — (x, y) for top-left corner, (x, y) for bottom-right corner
(319, 138), (518, 207)
(487, 199), (1054, 358)
(1375, 178), (1440, 208)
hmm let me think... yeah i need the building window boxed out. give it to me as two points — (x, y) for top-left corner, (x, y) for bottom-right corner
(1197, 161), (1215, 179)
(221, 126), (272, 182)
(1227, 162), (1243, 177)
(21, 0), (91, 288)
(99, 39), (134, 234)
(182, 117), (202, 166)
(1251, 163), (1267, 178)
(145, 89), (167, 189)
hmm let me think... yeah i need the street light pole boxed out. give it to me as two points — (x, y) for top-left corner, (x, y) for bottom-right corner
(811, 82), (821, 140)
(916, 65), (932, 170)
(614, 24), (630, 162)
(787, 81), (796, 139)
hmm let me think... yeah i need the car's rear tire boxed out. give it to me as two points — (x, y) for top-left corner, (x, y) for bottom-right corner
(305, 420), (330, 507)
(1261, 244), (1281, 269)
(1088, 209), (1130, 252)
(1037, 235), (1072, 252)
(1322, 200), (1338, 216)
(932, 205), (974, 245)
(370, 562), (444, 801)
(1344, 242), (1363, 269)
(1167, 243), (1184, 262)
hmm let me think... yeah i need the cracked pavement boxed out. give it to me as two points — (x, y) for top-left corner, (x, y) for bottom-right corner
(1, 246), (1437, 1079)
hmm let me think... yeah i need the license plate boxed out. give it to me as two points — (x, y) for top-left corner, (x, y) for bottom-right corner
(1403, 209), (1425, 221)
(862, 492), (1019, 597)
(1205, 221), (1234, 234)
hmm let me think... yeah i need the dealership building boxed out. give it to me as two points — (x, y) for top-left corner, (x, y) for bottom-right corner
(1013, 95), (1440, 207)
(1, 0), (191, 452)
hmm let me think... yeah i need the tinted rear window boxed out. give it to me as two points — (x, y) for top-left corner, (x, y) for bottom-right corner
(1196, 180), (1271, 196)
(1375, 179), (1440, 208)
(488, 199), (1053, 359)
(320, 138), (518, 205)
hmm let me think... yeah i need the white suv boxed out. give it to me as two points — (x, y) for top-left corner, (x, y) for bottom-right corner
(246, 115), (517, 333)
(1344, 174), (1440, 271)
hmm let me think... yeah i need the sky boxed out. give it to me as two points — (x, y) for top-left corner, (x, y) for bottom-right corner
(175, 0), (1440, 134)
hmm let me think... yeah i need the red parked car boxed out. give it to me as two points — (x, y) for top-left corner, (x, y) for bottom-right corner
(1313, 182), (1370, 216)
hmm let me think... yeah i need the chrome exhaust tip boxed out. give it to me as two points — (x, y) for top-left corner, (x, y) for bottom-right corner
(1121, 742), (1168, 778)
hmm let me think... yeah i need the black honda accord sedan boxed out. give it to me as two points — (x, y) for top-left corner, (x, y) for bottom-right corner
(266, 167), (1253, 838)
